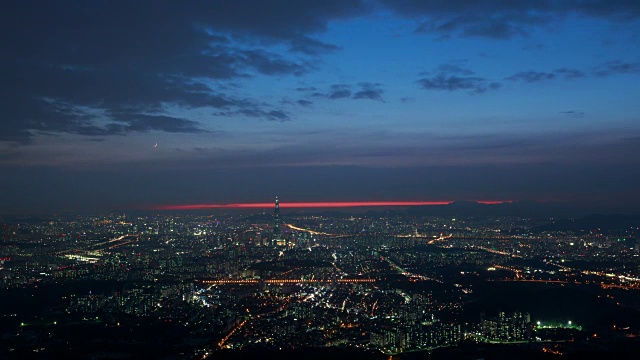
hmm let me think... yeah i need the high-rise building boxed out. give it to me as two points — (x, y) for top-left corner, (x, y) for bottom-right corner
(273, 197), (282, 246)
(481, 311), (531, 341)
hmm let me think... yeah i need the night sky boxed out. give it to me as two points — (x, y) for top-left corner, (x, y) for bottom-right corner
(2, 1), (640, 214)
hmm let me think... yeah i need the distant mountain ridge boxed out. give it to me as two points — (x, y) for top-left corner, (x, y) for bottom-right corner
(5, 200), (637, 221)
(536, 213), (640, 233)
(405, 200), (581, 218)
(239, 200), (639, 220)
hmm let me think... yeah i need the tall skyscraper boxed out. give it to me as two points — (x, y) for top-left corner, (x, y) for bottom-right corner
(273, 196), (282, 246)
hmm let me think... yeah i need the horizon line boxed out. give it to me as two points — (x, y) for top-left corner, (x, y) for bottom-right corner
(148, 200), (512, 211)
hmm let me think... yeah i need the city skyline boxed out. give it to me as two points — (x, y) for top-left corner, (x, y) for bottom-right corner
(2, 1), (640, 214)
(2, 207), (639, 357)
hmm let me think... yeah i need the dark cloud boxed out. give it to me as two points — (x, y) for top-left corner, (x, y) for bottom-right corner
(507, 71), (556, 83)
(1, 1), (368, 143)
(381, 0), (640, 39)
(554, 67), (586, 79)
(306, 83), (385, 101)
(560, 110), (586, 117)
(327, 84), (353, 99)
(233, 49), (310, 76)
(295, 86), (318, 92)
(507, 62), (640, 84)
(571, 0), (640, 19)
(507, 67), (589, 82)
(290, 37), (341, 55)
(352, 83), (385, 101)
(297, 99), (314, 107)
(26, 99), (210, 137)
(111, 114), (209, 133)
(352, 89), (384, 101)
(415, 13), (551, 39)
(192, 0), (369, 44)
(0, 69), (259, 142)
(593, 60), (640, 76)
(206, 34), (231, 44)
(215, 108), (291, 122)
(417, 65), (500, 94)
(265, 110), (290, 122)
(418, 76), (501, 93)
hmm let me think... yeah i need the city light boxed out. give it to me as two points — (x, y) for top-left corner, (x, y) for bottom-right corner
(3, 0), (639, 358)
(0, 199), (634, 356)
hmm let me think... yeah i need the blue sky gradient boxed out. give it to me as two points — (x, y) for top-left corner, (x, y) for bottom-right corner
(1, 1), (639, 213)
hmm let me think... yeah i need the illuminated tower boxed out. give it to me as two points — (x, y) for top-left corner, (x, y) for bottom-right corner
(273, 197), (282, 246)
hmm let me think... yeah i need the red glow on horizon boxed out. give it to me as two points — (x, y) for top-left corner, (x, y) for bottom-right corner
(149, 200), (513, 211)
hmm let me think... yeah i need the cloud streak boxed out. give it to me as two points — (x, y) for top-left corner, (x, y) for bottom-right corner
(305, 83), (385, 101)
(507, 62), (639, 83)
(381, 0), (640, 39)
(593, 60), (640, 76)
(417, 64), (500, 94)
(352, 83), (385, 101)
(506, 71), (556, 83)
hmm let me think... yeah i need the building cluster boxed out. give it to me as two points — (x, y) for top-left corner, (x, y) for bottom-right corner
(481, 311), (531, 342)
(0, 200), (638, 356)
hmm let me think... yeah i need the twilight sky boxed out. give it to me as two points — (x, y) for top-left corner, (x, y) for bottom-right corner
(2, 0), (640, 214)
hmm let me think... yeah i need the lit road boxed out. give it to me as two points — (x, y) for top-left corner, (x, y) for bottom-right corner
(55, 234), (138, 255)
(381, 256), (442, 283)
(199, 278), (375, 285)
(473, 246), (523, 258)
(217, 318), (248, 349)
(426, 233), (453, 244)
(489, 279), (569, 284)
(284, 223), (336, 236)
